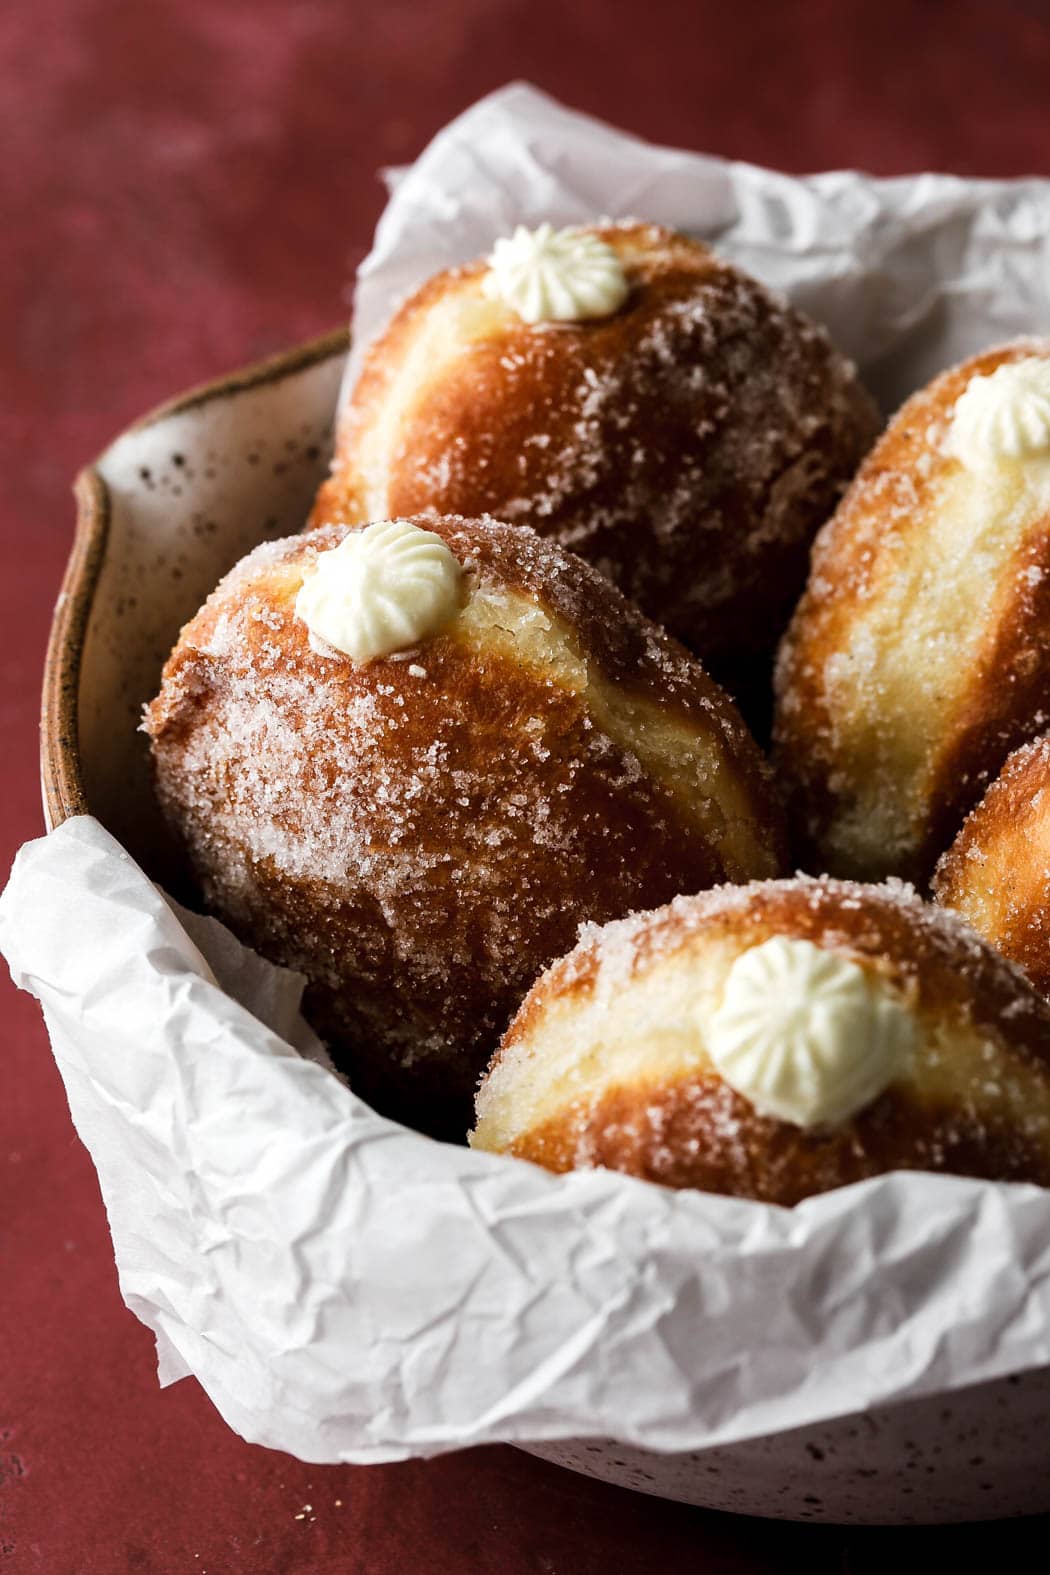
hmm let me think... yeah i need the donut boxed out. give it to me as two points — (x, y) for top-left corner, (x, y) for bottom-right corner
(145, 514), (786, 1137)
(310, 222), (878, 675)
(775, 340), (1050, 886)
(470, 876), (1050, 1202)
(934, 734), (1050, 995)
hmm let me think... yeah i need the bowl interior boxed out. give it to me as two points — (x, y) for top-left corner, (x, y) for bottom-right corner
(47, 333), (347, 883)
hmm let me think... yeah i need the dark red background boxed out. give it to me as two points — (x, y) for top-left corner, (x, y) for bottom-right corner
(5, 1), (1050, 1569)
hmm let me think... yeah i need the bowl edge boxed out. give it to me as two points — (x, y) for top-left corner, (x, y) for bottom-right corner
(39, 325), (351, 832)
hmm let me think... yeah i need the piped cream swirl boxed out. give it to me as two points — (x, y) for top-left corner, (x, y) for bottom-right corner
(946, 357), (1050, 468)
(295, 520), (463, 662)
(706, 936), (915, 1128)
(482, 223), (629, 324)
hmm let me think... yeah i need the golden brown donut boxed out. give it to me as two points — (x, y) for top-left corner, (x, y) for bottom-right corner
(934, 734), (1050, 995)
(310, 222), (878, 671)
(471, 876), (1050, 1202)
(145, 514), (786, 1137)
(775, 338), (1050, 886)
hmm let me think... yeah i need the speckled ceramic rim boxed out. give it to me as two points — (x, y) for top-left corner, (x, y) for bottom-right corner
(40, 326), (351, 832)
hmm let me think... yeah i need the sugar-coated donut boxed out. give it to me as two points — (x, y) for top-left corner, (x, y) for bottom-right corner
(470, 876), (1050, 1202)
(775, 339), (1050, 886)
(310, 222), (878, 672)
(934, 734), (1050, 995)
(145, 514), (786, 1137)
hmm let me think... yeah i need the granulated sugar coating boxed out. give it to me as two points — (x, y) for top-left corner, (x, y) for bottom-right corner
(934, 732), (1050, 996)
(472, 875), (1050, 1203)
(144, 515), (785, 1138)
(775, 338), (1050, 888)
(310, 224), (879, 669)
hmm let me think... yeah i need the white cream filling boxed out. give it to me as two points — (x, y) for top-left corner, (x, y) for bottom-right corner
(946, 357), (1050, 468)
(706, 936), (915, 1128)
(482, 223), (629, 325)
(296, 520), (463, 662)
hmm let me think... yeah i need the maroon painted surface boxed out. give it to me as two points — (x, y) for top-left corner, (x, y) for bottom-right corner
(5, 0), (1050, 1568)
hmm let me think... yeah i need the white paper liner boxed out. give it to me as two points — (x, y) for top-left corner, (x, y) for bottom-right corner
(347, 81), (1050, 416)
(8, 84), (1050, 1465)
(6, 817), (1050, 1464)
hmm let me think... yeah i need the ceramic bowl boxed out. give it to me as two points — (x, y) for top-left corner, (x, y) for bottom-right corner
(41, 333), (1050, 1525)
